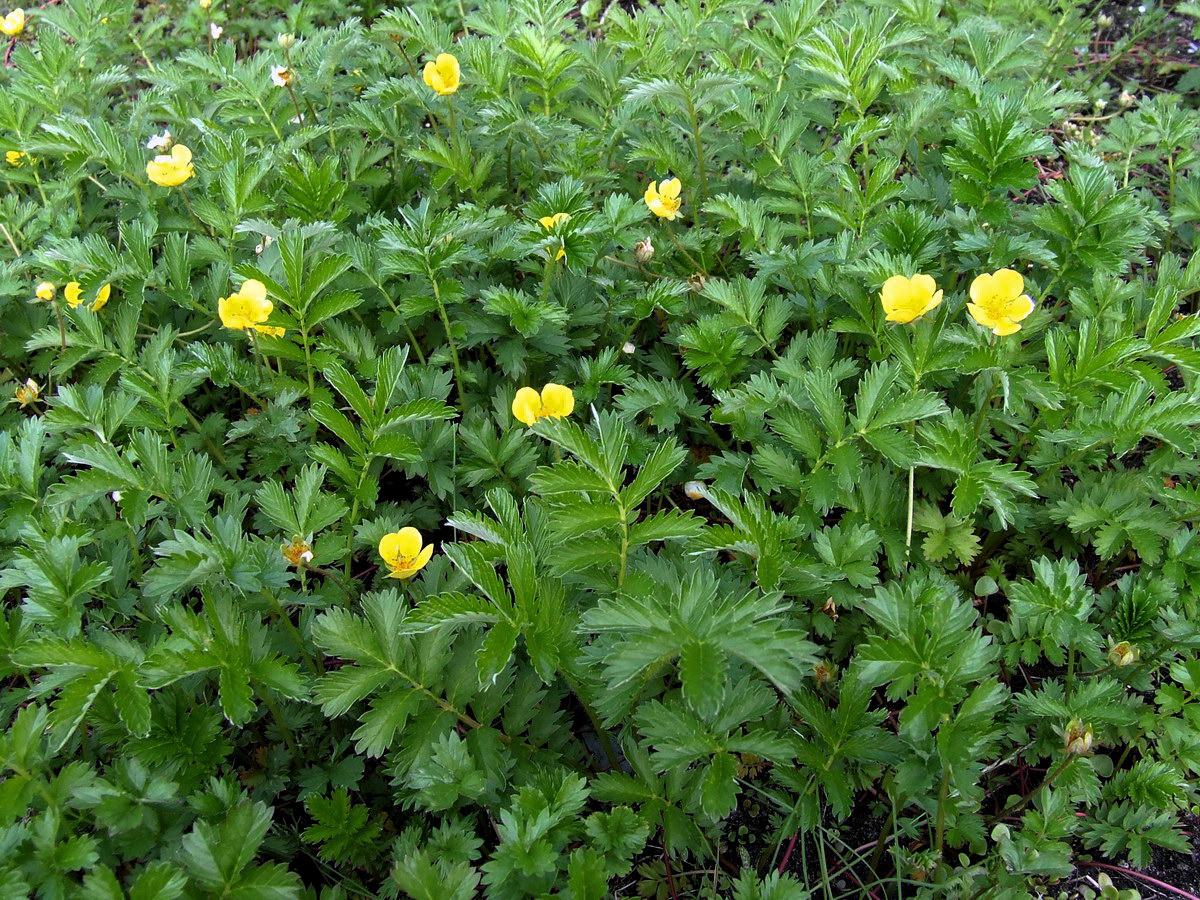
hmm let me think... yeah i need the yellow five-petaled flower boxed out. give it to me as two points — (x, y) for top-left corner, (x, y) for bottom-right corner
(218, 279), (283, 335)
(379, 527), (435, 579)
(0, 8), (24, 36)
(512, 383), (574, 426)
(64, 281), (111, 311)
(423, 53), (460, 95)
(644, 178), (682, 220)
(538, 212), (570, 261)
(146, 143), (194, 187)
(880, 274), (943, 324)
(967, 268), (1035, 336)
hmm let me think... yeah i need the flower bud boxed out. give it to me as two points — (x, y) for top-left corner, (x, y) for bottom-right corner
(1064, 718), (1094, 756)
(35, 282), (56, 301)
(622, 341), (636, 354)
(277, 32), (295, 49)
(813, 661), (837, 685)
(820, 597), (839, 621)
(1107, 641), (1139, 667)
(1098, 13), (1113, 27)
(1119, 90), (1136, 107)
(633, 237), (654, 263)
(111, 491), (123, 502)
(684, 480), (705, 500)
(199, 0), (212, 8)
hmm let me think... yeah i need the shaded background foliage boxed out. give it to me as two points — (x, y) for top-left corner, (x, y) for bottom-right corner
(3, 0), (1200, 897)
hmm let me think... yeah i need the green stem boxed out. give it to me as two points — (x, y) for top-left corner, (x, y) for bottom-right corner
(684, 91), (709, 213)
(665, 221), (705, 274)
(563, 669), (621, 770)
(263, 589), (320, 674)
(261, 690), (301, 757)
(431, 275), (465, 405)
(934, 766), (950, 861)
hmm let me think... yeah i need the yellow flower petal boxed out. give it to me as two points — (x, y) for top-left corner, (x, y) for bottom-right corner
(539, 383), (574, 419)
(379, 527), (423, 566)
(991, 267), (1024, 300)
(659, 178), (681, 200)
(64, 282), (84, 308)
(512, 386), (541, 426)
(90, 283), (111, 311)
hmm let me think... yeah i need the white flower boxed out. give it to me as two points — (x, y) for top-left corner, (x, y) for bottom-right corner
(300, 550), (313, 562)
(146, 129), (172, 151)
(209, 21), (222, 39)
(622, 342), (636, 354)
(111, 491), (123, 502)
(271, 65), (293, 87)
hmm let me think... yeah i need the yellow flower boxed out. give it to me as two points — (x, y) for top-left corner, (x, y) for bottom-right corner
(967, 268), (1035, 337)
(63, 281), (111, 310)
(379, 527), (434, 579)
(880, 274), (943, 324)
(6, 150), (26, 167)
(34, 281), (55, 301)
(644, 178), (682, 220)
(90, 283), (111, 311)
(512, 383), (574, 426)
(218, 279), (273, 331)
(423, 53), (460, 95)
(0, 8), (24, 36)
(199, 0), (211, 8)
(146, 143), (194, 187)
(538, 212), (570, 261)
(14, 377), (39, 408)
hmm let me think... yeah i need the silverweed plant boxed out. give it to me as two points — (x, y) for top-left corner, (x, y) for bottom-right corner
(2, 0), (1200, 897)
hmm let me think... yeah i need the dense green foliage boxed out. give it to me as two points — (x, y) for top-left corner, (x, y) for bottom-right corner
(3, 0), (1200, 896)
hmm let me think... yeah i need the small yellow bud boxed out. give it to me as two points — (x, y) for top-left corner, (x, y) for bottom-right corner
(199, 0), (211, 8)
(277, 32), (295, 49)
(34, 281), (55, 301)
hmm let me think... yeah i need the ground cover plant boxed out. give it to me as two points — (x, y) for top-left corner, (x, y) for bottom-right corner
(3, 0), (1200, 896)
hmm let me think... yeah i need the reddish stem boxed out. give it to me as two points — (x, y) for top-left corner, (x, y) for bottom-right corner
(1078, 862), (1200, 900)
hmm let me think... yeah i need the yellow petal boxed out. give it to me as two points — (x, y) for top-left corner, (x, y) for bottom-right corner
(91, 283), (111, 311)
(991, 268), (1024, 300)
(64, 282), (83, 308)
(379, 527), (423, 566)
(659, 178), (681, 200)
(920, 289), (943, 315)
(968, 273), (991, 304)
(240, 279), (267, 302)
(880, 275), (912, 317)
(539, 383), (574, 419)
(910, 273), (936, 299)
(172, 144), (193, 165)
(1005, 294), (1035, 321)
(991, 320), (1022, 336)
(538, 215), (556, 230)
(512, 386), (541, 426)
(644, 182), (659, 205)
(422, 60), (439, 91)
